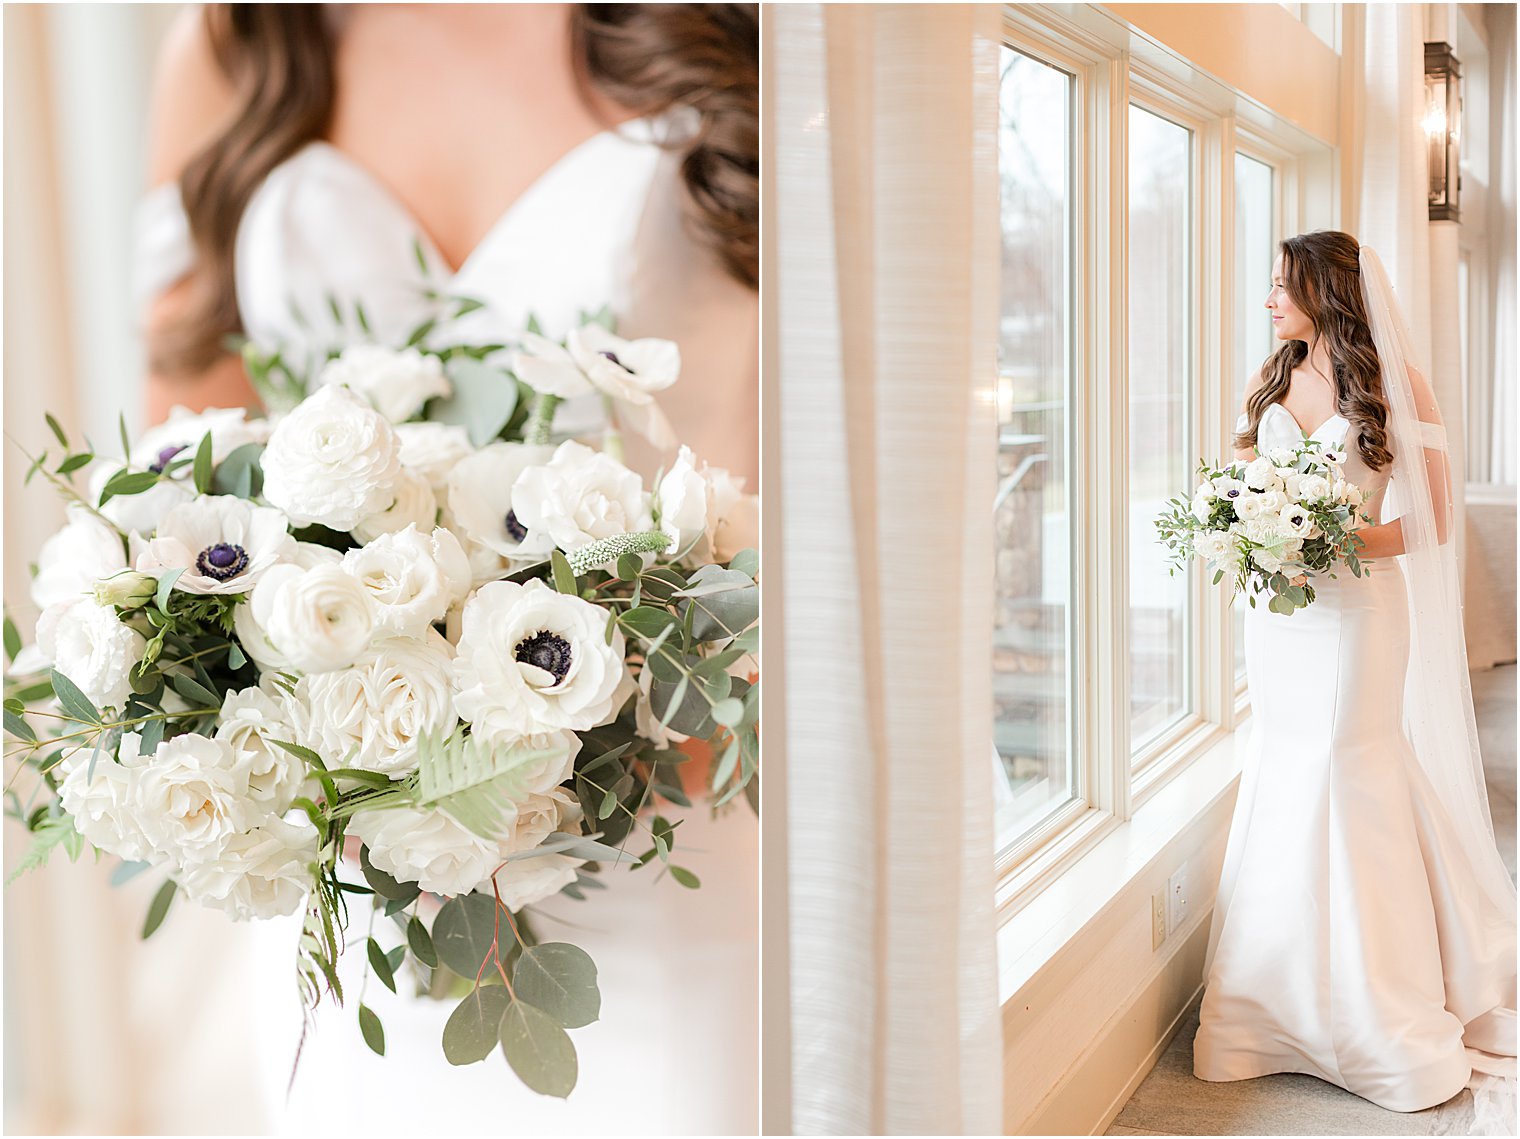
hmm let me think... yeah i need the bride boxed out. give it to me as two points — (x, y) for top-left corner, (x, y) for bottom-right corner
(138, 4), (757, 1132)
(1194, 230), (1516, 1117)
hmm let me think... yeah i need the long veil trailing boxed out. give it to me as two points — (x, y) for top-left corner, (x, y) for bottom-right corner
(1359, 247), (1517, 1114)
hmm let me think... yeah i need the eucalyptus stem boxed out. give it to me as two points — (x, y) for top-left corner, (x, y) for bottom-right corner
(8, 436), (125, 538)
(523, 392), (562, 446)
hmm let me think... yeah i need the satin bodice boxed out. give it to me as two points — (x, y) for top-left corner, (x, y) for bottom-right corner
(1253, 402), (1391, 519)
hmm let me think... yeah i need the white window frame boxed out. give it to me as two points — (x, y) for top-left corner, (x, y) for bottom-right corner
(995, 3), (1334, 919)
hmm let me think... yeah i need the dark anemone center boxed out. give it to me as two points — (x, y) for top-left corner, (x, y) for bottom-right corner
(1225, 487), (1241, 498)
(598, 350), (624, 369)
(196, 542), (249, 582)
(149, 444), (186, 474)
(514, 630), (573, 684)
(504, 509), (527, 543)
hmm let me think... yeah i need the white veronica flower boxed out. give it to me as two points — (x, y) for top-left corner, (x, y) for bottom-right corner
(260, 385), (401, 529)
(130, 735), (266, 861)
(57, 733), (153, 862)
(257, 563), (377, 674)
(394, 422), (475, 498)
(453, 579), (628, 742)
(31, 509), (128, 611)
(1278, 503), (1315, 539)
(176, 817), (318, 921)
(136, 495), (295, 596)
(1242, 457), (1282, 492)
(301, 633), (457, 777)
(317, 344), (452, 425)
(342, 525), (471, 639)
(351, 466), (439, 544)
(34, 597), (147, 710)
(511, 440), (653, 557)
(445, 442), (556, 558)
(215, 682), (311, 814)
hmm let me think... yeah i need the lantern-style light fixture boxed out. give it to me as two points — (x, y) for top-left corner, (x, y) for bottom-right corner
(1424, 41), (1462, 222)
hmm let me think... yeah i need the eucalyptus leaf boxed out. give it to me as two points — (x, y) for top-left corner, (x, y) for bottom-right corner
(359, 1004), (385, 1056)
(551, 551), (578, 597)
(360, 846), (421, 903)
(514, 943), (600, 1028)
(431, 358), (519, 446)
(499, 999), (578, 1098)
(50, 669), (99, 725)
(433, 893), (503, 979)
(443, 985), (513, 1065)
(110, 860), (152, 887)
(154, 568), (184, 613)
(3, 614), (19, 663)
(142, 879), (176, 939)
(678, 566), (758, 642)
(408, 915), (438, 968)
(98, 469), (161, 505)
(669, 866), (701, 889)
(727, 548), (759, 578)
(191, 433), (214, 494)
(367, 936), (397, 993)
(211, 443), (266, 499)
(4, 709), (35, 744)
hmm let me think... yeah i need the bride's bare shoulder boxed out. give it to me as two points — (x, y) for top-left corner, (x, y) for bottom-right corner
(147, 7), (239, 185)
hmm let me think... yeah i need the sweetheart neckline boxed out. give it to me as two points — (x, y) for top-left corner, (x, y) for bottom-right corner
(281, 117), (660, 279)
(1266, 400), (1348, 441)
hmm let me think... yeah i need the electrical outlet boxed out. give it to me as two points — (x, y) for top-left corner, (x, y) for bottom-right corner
(1151, 891), (1167, 949)
(1167, 862), (1190, 935)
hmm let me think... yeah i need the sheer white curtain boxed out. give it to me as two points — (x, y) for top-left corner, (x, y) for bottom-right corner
(766, 5), (1003, 1134)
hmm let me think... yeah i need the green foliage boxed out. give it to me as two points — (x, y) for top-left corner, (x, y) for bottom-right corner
(359, 1004), (385, 1056)
(443, 985), (514, 1065)
(499, 999), (577, 1098)
(142, 879), (176, 939)
(433, 894), (504, 979)
(430, 358), (519, 446)
(514, 943), (600, 1029)
(6, 812), (80, 884)
(413, 732), (567, 842)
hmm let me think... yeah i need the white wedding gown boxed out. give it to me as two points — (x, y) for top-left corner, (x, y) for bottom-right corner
(1195, 404), (1517, 1115)
(137, 117), (758, 1135)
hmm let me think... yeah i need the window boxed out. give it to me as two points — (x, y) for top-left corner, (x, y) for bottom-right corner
(1128, 106), (1194, 755)
(1232, 153), (1276, 685)
(994, 46), (1077, 852)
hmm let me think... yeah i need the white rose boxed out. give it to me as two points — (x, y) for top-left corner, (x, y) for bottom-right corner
(260, 385), (401, 529)
(1266, 446), (1297, 467)
(57, 733), (153, 862)
(445, 442), (557, 558)
(177, 817), (318, 921)
(491, 852), (583, 911)
(394, 422), (475, 498)
(1251, 547), (1284, 573)
(453, 579), (628, 741)
(656, 446), (711, 553)
(1257, 489), (1287, 513)
(348, 804), (510, 897)
(1193, 531), (1232, 562)
(261, 563), (376, 674)
(706, 468), (758, 564)
(32, 509), (128, 611)
(136, 495), (295, 596)
(1242, 457), (1282, 492)
(301, 633), (457, 777)
(215, 683), (311, 813)
(511, 440), (653, 557)
(34, 598), (146, 710)
(1296, 473), (1330, 502)
(1278, 503), (1314, 539)
(131, 735), (266, 861)
(342, 526), (471, 639)
(317, 344), (451, 424)
(1341, 482), (1364, 508)
(351, 466), (439, 544)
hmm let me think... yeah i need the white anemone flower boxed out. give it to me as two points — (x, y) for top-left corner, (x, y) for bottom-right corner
(137, 495), (295, 595)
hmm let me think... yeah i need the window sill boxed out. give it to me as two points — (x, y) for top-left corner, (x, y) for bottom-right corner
(996, 721), (1248, 1005)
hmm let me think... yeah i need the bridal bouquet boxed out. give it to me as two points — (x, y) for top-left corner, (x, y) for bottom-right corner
(3, 303), (758, 1098)
(1155, 436), (1369, 614)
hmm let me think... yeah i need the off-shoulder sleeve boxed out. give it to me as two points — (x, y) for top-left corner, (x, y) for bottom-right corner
(1234, 412), (1249, 433)
(1418, 420), (1448, 452)
(133, 182), (195, 311)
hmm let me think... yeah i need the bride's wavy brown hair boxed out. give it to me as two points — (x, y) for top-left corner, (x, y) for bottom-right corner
(155, 3), (758, 377)
(1234, 229), (1393, 470)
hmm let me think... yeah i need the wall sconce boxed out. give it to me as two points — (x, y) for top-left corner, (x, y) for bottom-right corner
(1424, 41), (1462, 222)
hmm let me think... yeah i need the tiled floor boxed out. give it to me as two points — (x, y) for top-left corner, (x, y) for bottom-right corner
(1106, 664), (1516, 1137)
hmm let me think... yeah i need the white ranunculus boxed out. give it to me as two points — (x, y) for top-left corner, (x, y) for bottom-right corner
(136, 495), (295, 596)
(347, 804), (509, 897)
(260, 563), (376, 674)
(1256, 489), (1287, 514)
(705, 467), (757, 563)
(1242, 457), (1282, 492)
(130, 405), (269, 472)
(453, 579), (628, 742)
(351, 466), (439, 543)
(1266, 446), (1297, 467)
(656, 446), (711, 553)
(32, 509), (128, 611)
(566, 324), (680, 407)
(1190, 492), (1215, 523)
(317, 344), (452, 425)
(1234, 493), (1268, 522)
(34, 598), (146, 710)
(1296, 473), (1331, 502)
(260, 385), (401, 529)
(177, 817), (318, 921)
(301, 633), (457, 777)
(342, 526), (470, 639)
(445, 442), (556, 558)
(232, 545), (341, 672)
(57, 733), (154, 862)
(215, 682), (311, 813)
(1278, 504), (1314, 539)
(511, 440), (653, 557)
(394, 422), (475, 498)
(131, 735), (266, 861)
(1193, 531), (1233, 563)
